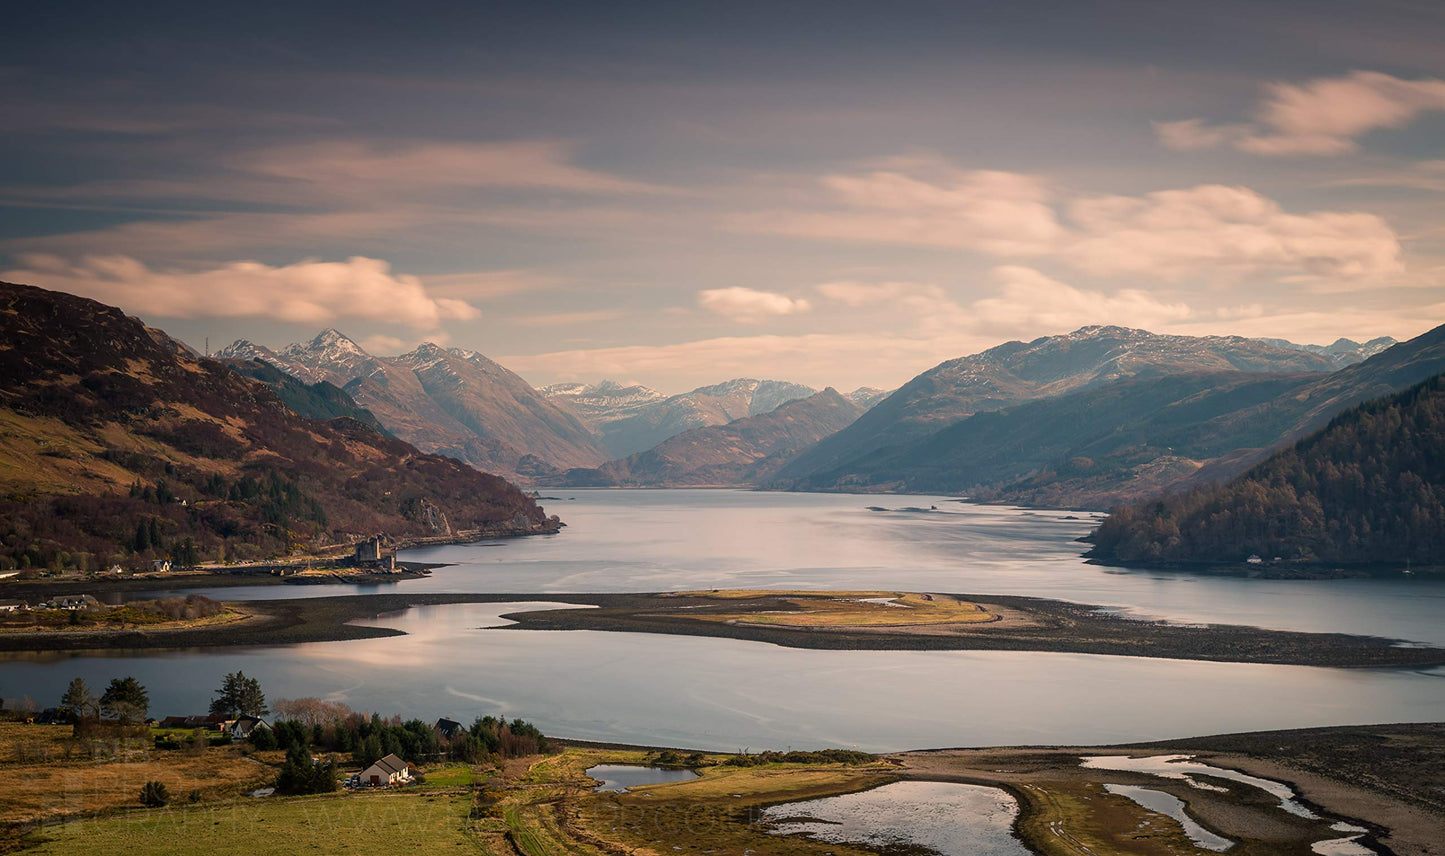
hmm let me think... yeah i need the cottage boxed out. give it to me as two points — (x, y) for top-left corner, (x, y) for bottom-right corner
(355, 753), (413, 787)
(48, 594), (99, 611)
(0, 600), (26, 613)
(152, 559), (172, 573)
(230, 714), (271, 740)
(434, 717), (465, 740)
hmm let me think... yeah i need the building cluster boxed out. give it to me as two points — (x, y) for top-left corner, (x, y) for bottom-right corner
(0, 594), (102, 614)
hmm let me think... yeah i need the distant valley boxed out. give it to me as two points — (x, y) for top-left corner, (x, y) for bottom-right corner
(221, 320), (1422, 509)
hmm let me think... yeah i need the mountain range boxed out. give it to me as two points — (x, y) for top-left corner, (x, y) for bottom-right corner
(773, 326), (1369, 488)
(541, 378), (822, 458)
(569, 389), (865, 486)
(219, 332), (604, 477)
(0, 282), (556, 572)
(770, 325), (1445, 508)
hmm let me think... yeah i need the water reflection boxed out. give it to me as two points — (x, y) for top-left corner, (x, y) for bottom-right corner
(3, 603), (1443, 752)
(762, 780), (1030, 856)
(586, 764), (699, 792)
(127, 490), (1445, 644)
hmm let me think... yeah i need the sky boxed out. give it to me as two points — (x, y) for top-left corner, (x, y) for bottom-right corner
(4, 0), (1445, 393)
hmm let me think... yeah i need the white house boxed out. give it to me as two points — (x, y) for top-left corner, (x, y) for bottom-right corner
(229, 715), (271, 740)
(355, 754), (413, 787)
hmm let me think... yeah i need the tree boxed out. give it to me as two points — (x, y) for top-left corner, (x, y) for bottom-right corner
(209, 671), (268, 718)
(139, 780), (170, 807)
(59, 677), (97, 722)
(100, 676), (149, 723)
(275, 745), (336, 795)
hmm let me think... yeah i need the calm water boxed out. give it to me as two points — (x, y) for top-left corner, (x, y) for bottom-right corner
(586, 764), (700, 792)
(1103, 784), (1234, 852)
(4, 490), (1444, 750)
(762, 780), (1031, 855)
(143, 489), (1445, 645)
(3, 602), (1443, 751)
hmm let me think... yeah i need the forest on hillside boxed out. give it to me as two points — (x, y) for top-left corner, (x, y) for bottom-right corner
(1087, 373), (1445, 566)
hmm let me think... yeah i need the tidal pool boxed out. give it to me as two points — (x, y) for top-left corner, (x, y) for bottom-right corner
(586, 764), (699, 792)
(1104, 783), (1235, 851)
(760, 780), (1030, 855)
(1082, 754), (1317, 817)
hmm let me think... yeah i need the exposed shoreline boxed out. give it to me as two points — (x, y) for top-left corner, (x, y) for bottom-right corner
(893, 722), (1445, 856)
(1, 590), (1441, 668)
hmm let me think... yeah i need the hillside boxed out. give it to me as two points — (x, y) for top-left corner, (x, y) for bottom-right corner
(792, 371), (1321, 506)
(223, 358), (390, 436)
(220, 332), (603, 476)
(0, 282), (558, 573)
(772, 326), (1349, 487)
(1086, 373), (1445, 567)
(581, 389), (863, 486)
(545, 378), (818, 458)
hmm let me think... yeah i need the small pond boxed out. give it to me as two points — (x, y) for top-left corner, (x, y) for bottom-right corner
(1104, 783), (1234, 852)
(586, 764), (700, 793)
(761, 780), (1030, 855)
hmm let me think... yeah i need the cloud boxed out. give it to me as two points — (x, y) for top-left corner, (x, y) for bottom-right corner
(503, 332), (977, 393)
(697, 286), (811, 321)
(735, 161), (1400, 284)
(735, 167), (1063, 255)
(815, 269), (1193, 339)
(359, 331), (452, 354)
(814, 280), (970, 335)
(512, 309), (627, 327)
(1157, 71), (1445, 156)
(1063, 185), (1401, 280)
(5, 254), (481, 329)
(972, 266), (1192, 332)
(237, 139), (662, 197)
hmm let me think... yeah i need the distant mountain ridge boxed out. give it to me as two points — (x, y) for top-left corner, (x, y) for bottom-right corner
(773, 325), (1354, 487)
(771, 324), (1445, 508)
(542, 377), (819, 458)
(1258, 336), (1397, 368)
(572, 389), (864, 486)
(0, 281), (556, 571)
(219, 331), (603, 476)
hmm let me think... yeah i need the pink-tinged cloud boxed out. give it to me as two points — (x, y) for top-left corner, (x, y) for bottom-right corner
(238, 139), (662, 196)
(1157, 71), (1445, 156)
(815, 270), (1192, 339)
(736, 167), (1063, 256)
(5, 254), (480, 329)
(1064, 185), (1402, 280)
(737, 161), (1401, 283)
(973, 266), (1192, 332)
(697, 286), (811, 321)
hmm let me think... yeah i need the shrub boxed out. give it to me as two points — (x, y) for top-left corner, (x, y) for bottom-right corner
(139, 780), (170, 807)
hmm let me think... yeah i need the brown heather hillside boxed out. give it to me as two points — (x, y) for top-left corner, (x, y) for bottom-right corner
(0, 282), (557, 572)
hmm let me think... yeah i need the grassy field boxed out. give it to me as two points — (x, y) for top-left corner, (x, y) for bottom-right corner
(679, 590), (996, 627)
(0, 724), (270, 826)
(20, 793), (479, 855)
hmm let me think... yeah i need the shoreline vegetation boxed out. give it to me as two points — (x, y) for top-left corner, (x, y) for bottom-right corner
(5, 720), (1440, 856)
(0, 589), (1440, 668)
